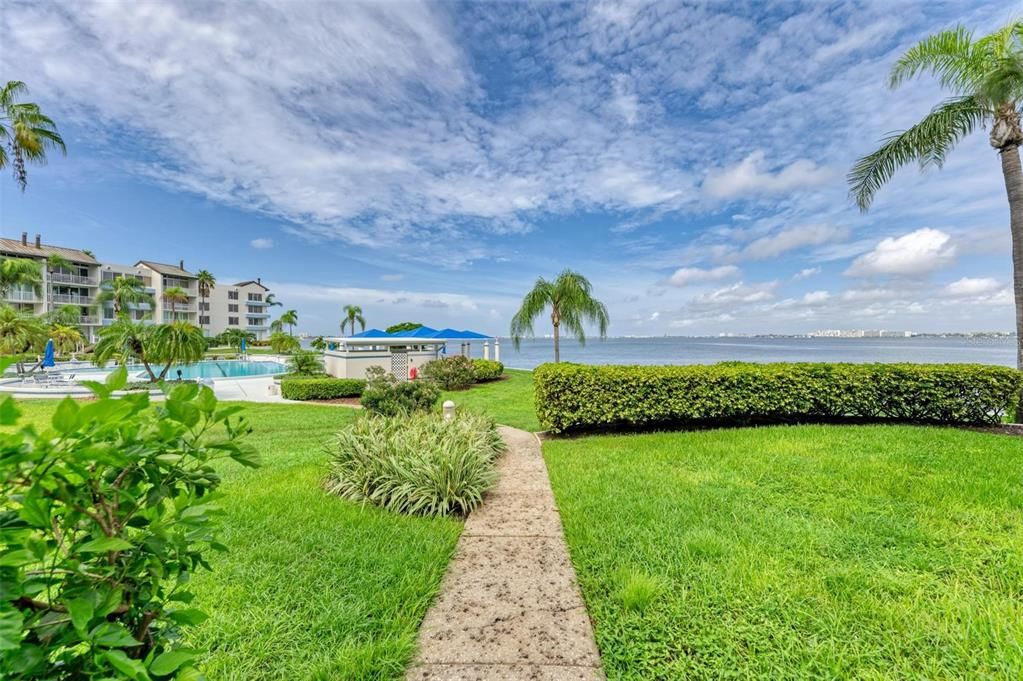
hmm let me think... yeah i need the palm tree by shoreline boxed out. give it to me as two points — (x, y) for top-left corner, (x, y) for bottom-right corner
(340, 304), (365, 336)
(510, 269), (609, 363)
(279, 309), (298, 336)
(0, 80), (66, 191)
(196, 270), (216, 335)
(849, 20), (1023, 384)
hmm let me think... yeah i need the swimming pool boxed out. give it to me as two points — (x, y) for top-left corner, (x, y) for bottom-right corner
(154, 360), (287, 380)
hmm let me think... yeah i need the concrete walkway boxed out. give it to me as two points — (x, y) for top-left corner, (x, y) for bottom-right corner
(407, 426), (604, 681)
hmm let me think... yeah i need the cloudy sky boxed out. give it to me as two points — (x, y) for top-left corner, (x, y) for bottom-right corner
(0, 0), (1016, 336)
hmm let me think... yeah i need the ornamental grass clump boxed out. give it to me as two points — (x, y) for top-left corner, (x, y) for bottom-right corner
(325, 411), (504, 517)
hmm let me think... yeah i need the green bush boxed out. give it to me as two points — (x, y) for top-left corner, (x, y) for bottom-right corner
(360, 368), (440, 416)
(325, 411), (504, 517)
(534, 362), (1023, 433)
(421, 356), (475, 390)
(281, 376), (365, 400)
(286, 349), (324, 376)
(0, 364), (258, 679)
(471, 359), (504, 382)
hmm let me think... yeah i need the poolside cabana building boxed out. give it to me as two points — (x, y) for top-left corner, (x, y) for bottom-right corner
(322, 326), (498, 380)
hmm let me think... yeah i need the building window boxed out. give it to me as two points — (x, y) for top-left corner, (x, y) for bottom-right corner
(199, 316), (210, 325)
(228, 303), (238, 312)
(228, 290), (239, 300)
(247, 305), (262, 314)
(247, 293), (263, 302)
(228, 317), (239, 326)
(198, 302), (210, 311)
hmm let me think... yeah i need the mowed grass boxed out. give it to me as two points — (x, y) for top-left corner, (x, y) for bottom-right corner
(443, 368), (538, 431)
(544, 425), (1023, 679)
(5, 400), (462, 680)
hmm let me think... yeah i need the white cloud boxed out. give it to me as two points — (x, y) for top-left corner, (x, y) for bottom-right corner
(693, 281), (778, 305)
(845, 228), (957, 277)
(249, 237), (273, 249)
(667, 265), (740, 287)
(793, 267), (821, 280)
(943, 277), (1002, 297)
(742, 225), (849, 260)
(802, 290), (831, 304)
(703, 150), (833, 199)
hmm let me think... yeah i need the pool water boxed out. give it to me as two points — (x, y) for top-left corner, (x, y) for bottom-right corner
(150, 360), (287, 380)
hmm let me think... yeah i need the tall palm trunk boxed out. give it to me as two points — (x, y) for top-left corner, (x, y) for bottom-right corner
(1000, 144), (1023, 419)
(551, 309), (561, 363)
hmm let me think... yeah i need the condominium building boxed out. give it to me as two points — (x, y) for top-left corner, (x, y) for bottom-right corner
(1, 233), (272, 341)
(207, 279), (271, 340)
(0, 232), (103, 340)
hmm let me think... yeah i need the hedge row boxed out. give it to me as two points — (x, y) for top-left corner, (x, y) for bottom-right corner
(534, 362), (1023, 433)
(472, 359), (504, 382)
(281, 377), (366, 400)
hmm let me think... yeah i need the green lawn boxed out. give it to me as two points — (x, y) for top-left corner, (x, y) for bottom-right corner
(6, 400), (462, 680)
(544, 425), (1023, 679)
(443, 368), (538, 431)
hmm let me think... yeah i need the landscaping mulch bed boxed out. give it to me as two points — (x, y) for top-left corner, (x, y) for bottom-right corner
(968, 423), (1023, 438)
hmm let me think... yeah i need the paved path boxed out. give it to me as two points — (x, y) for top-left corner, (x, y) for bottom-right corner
(407, 426), (604, 681)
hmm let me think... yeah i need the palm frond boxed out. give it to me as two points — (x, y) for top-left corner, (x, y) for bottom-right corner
(509, 278), (552, 349)
(848, 95), (987, 211)
(890, 26), (985, 94)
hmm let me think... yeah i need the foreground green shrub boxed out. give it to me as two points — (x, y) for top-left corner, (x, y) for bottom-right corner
(360, 368), (440, 415)
(535, 362), (1023, 433)
(0, 364), (258, 679)
(471, 359), (504, 382)
(281, 376), (365, 400)
(325, 411), (504, 516)
(421, 356), (475, 390)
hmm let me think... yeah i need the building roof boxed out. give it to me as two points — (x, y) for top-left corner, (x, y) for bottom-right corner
(347, 326), (495, 342)
(233, 280), (269, 290)
(0, 238), (98, 264)
(135, 260), (196, 278)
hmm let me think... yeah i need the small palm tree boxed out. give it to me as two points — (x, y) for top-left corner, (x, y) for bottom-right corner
(0, 257), (42, 297)
(196, 270), (215, 334)
(849, 20), (1023, 375)
(341, 304), (366, 336)
(50, 324), (83, 355)
(0, 80), (66, 191)
(95, 275), (154, 317)
(0, 305), (47, 370)
(148, 322), (206, 380)
(269, 330), (300, 354)
(47, 304), (81, 328)
(45, 253), (71, 277)
(161, 286), (189, 322)
(279, 309), (298, 336)
(269, 318), (283, 334)
(265, 293), (283, 309)
(94, 318), (158, 381)
(510, 269), (610, 363)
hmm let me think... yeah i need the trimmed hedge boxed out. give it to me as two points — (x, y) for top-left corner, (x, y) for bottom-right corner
(534, 362), (1023, 433)
(281, 377), (366, 400)
(472, 359), (504, 382)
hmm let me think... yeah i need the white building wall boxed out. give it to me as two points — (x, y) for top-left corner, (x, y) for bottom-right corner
(208, 281), (272, 340)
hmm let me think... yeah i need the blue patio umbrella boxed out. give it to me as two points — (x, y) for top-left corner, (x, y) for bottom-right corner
(240, 337), (247, 354)
(41, 339), (55, 368)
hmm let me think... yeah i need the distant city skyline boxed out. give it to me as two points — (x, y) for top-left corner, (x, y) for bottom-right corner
(0, 1), (1015, 337)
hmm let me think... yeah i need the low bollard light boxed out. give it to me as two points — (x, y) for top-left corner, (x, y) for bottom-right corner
(443, 400), (455, 422)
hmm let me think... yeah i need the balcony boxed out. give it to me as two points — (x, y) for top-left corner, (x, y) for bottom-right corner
(246, 299), (268, 306)
(49, 272), (98, 286)
(80, 316), (100, 325)
(3, 289), (38, 302)
(246, 324), (269, 331)
(49, 293), (93, 305)
(245, 311), (271, 319)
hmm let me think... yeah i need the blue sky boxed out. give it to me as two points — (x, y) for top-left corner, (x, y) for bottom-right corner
(0, 0), (1016, 336)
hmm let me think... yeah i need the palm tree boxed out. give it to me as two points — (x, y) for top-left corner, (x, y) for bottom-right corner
(46, 304), (81, 329)
(50, 324), (83, 355)
(341, 304), (366, 336)
(94, 318), (159, 382)
(265, 293), (283, 309)
(45, 253), (71, 277)
(849, 20), (1023, 380)
(196, 270), (215, 334)
(0, 257), (42, 297)
(148, 322), (206, 380)
(510, 269), (610, 363)
(279, 309), (298, 336)
(0, 304), (46, 362)
(95, 275), (154, 317)
(269, 318), (283, 334)
(0, 80), (66, 191)
(161, 286), (189, 322)
(269, 330), (300, 354)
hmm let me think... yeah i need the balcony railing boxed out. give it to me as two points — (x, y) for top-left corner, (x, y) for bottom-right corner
(246, 324), (269, 331)
(49, 293), (93, 305)
(245, 311), (271, 318)
(79, 316), (100, 325)
(50, 272), (97, 286)
(3, 289), (38, 302)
